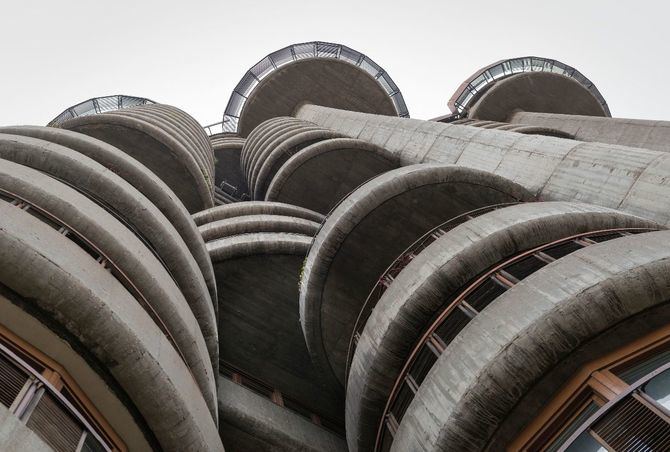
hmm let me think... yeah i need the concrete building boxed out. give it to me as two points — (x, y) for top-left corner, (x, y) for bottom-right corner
(1, 41), (670, 451)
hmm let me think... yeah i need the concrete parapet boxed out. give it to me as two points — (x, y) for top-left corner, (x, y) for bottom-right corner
(193, 201), (324, 226)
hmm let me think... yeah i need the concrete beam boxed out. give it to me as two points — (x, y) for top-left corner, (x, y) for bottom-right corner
(218, 377), (346, 452)
(198, 214), (319, 243)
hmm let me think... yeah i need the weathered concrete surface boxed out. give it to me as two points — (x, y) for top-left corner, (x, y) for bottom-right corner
(218, 377), (347, 452)
(253, 128), (343, 199)
(391, 230), (670, 452)
(0, 291), (153, 450)
(450, 118), (573, 138)
(509, 111), (670, 153)
(300, 164), (533, 390)
(0, 201), (224, 451)
(199, 214), (319, 243)
(61, 106), (214, 213)
(266, 137), (399, 214)
(241, 117), (303, 176)
(211, 135), (249, 196)
(237, 58), (398, 136)
(209, 232), (343, 422)
(193, 201), (324, 226)
(0, 134), (219, 373)
(0, 159), (217, 418)
(468, 72), (608, 121)
(296, 105), (670, 227)
(346, 202), (658, 452)
(0, 125), (218, 316)
(0, 405), (54, 452)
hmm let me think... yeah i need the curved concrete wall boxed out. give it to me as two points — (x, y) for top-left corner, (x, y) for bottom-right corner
(391, 230), (670, 451)
(0, 200), (224, 451)
(299, 164), (533, 390)
(345, 202), (658, 452)
(60, 103), (215, 213)
(211, 134), (249, 197)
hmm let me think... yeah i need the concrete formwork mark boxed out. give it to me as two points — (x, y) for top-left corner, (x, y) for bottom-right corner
(103, 107), (214, 185)
(0, 134), (219, 378)
(296, 105), (670, 227)
(199, 214), (319, 243)
(241, 117), (303, 175)
(193, 201), (324, 226)
(0, 201), (224, 451)
(247, 123), (325, 191)
(345, 201), (659, 452)
(61, 112), (214, 213)
(299, 163), (534, 390)
(0, 125), (218, 313)
(265, 137), (400, 214)
(0, 159), (219, 420)
(391, 229), (670, 452)
(253, 129), (345, 199)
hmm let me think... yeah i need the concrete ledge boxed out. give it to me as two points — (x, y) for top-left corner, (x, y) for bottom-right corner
(266, 137), (399, 214)
(346, 201), (658, 452)
(392, 230), (670, 451)
(199, 214), (320, 243)
(242, 117), (304, 176)
(0, 134), (218, 373)
(299, 163), (534, 389)
(194, 201), (324, 226)
(218, 377), (346, 452)
(0, 405), (54, 452)
(253, 128), (343, 199)
(61, 111), (213, 212)
(0, 125), (217, 316)
(0, 201), (223, 451)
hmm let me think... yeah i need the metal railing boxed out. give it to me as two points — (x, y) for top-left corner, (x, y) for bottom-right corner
(48, 95), (155, 127)
(447, 57), (610, 116)
(221, 41), (410, 133)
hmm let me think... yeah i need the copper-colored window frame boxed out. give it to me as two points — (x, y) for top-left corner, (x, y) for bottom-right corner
(511, 324), (670, 451)
(0, 323), (126, 451)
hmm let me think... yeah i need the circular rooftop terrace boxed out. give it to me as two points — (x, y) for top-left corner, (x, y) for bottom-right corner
(222, 41), (410, 136)
(48, 95), (155, 127)
(448, 56), (610, 117)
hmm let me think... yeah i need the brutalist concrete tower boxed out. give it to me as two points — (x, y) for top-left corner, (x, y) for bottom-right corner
(1, 42), (670, 452)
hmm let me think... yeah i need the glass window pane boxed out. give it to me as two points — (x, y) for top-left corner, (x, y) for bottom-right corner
(643, 368), (670, 411)
(565, 430), (606, 452)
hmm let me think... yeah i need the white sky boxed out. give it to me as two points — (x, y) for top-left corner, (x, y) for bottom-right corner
(1, 0), (669, 126)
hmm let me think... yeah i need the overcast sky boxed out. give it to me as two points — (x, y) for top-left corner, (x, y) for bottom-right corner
(2, 0), (668, 127)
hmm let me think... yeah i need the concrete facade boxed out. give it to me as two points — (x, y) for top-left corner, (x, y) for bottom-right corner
(2, 45), (670, 452)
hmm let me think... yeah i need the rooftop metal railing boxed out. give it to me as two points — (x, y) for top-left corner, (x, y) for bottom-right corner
(221, 41), (410, 134)
(447, 56), (610, 116)
(48, 95), (155, 127)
